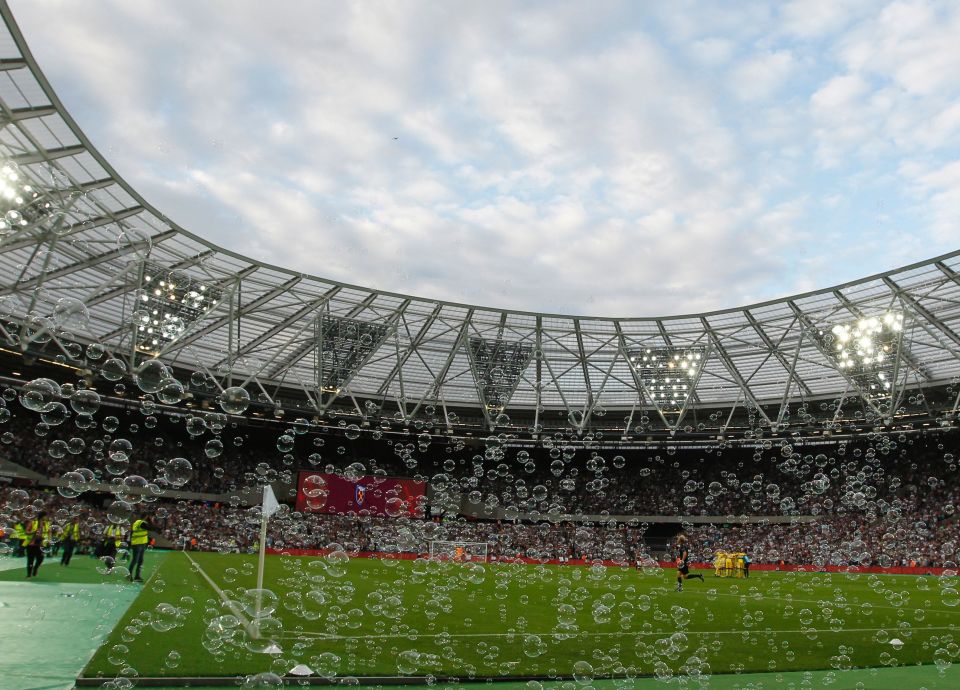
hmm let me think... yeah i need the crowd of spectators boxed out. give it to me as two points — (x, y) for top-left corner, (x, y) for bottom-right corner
(3, 481), (957, 568)
(2, 383), (959, 569)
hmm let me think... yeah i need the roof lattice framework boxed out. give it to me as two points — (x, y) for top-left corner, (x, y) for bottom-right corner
(0, 2), (959, 435)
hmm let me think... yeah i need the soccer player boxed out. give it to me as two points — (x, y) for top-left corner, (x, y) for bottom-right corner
(675, 535), (703, 591)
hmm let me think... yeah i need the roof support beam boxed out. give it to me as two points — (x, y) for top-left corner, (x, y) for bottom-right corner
(4, 105), (57, 121)
(699, 317), (772, 427)
(317, 302), (408, 413)
(216, 286), (342, 371)
(573, 319), (593, 425)
(0, 206), (145, 252)
(11, 144), (85, 165)
(77, 177), (116, 193)
(0, 58), (26, 71)
(532, 316), (542, 435)
(0, 229), (176, 297)
(161, 273), (296, 351)
(408, 310), (473, 420)
(270, 292), (381, 380)
(743, 310), (813, 397)
(883, 276), (960, 349)
(376, 303), (443, 397)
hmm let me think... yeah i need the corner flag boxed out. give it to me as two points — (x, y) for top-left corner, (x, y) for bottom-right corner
(262, 484), (280, 518)
(254, 483), (280, 641)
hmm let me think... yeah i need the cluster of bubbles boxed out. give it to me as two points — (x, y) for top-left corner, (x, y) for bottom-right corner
(3, 72), (960, 688)
(0, 285), (958, 685)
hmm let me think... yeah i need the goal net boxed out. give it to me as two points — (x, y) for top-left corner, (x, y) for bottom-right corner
(429, 540), (489, 562)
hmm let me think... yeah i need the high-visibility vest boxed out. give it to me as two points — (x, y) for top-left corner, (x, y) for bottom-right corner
(13, 522), (25, 542)
(130, 519), (149, 546)
(23, 519), (51, 547)
(64, 522), (81, 541)
(104, 525), (123, 547)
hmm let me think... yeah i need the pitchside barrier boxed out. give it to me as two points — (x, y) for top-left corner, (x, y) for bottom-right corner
(266, 549), (957, 576)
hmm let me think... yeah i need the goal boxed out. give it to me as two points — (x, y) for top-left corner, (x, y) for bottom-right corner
(429, 540), (489, 562)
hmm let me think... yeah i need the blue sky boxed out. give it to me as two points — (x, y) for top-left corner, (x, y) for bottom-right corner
(11, 0), (960, 316)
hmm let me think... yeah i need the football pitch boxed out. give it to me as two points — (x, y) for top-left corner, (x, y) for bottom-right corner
(64, 551), (960, 683)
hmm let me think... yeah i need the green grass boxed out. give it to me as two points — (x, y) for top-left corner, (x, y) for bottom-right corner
(79, 552), (960, 681)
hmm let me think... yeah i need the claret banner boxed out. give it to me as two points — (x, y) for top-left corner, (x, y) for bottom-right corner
(296, 471), (427, 517)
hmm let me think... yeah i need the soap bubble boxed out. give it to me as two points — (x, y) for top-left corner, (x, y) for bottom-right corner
(70, 389), (101, 415)
(133, 360), (170, 393)
(163, 457), (193, 488)
(20, 378), (61, 412)
(220, 386), (251, 414)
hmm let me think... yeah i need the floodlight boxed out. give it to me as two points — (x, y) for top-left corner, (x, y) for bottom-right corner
(817, 311), (904, 399)
(628, 346), (704, 411)
(317, 314), (390, 393)
(134, 262), (222, 354)
(468, 337), (533, 411)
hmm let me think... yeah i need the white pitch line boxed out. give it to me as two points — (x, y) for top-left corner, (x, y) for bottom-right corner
(183, 551), (259, 640)
(279, 624), (958, 642)
(680, 587), (960, 615)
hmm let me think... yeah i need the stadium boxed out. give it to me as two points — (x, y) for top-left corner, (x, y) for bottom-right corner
(0, 2), (959, 689)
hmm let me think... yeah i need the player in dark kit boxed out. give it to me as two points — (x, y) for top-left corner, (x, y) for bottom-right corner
(675, 535), (704, 591)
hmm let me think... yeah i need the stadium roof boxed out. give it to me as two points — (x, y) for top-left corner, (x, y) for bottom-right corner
(0, 2), (959, 433)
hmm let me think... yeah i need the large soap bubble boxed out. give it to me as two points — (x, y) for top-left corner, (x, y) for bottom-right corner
(134, 359), (171, 393)
(19, 378), (61, 412)
(219, 386), (251, 415)
(163, 457), (193, 488)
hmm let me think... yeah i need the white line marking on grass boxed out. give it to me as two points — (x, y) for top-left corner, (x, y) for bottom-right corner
(682, 588), (960, 615)
(136, 553), (164, 590)
(183, 551), (259, 639)
(280, 624), (958, 643)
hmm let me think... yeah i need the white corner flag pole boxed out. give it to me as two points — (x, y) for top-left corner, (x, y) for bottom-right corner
(254, 483), (280, 638)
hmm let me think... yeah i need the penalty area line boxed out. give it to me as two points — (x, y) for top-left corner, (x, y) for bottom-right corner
(681, 588), (960, 615)
(280, 624), (959, 643)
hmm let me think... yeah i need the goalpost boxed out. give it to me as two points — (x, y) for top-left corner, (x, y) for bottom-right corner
(429, 540), (489, 562)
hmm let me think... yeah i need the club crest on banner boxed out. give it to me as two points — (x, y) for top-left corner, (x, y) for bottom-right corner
(355, 484), (366, 506)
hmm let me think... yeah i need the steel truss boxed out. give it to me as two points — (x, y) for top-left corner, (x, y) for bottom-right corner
(0, 2), (957, 434)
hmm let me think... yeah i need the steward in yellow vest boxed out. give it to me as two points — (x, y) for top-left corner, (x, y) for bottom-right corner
(13, 521), (25, 557)
(60, 517), (82, 567)
(128, 514), (155, 583)
(24, 512), (51, 578)
(100, 524), (120, 570)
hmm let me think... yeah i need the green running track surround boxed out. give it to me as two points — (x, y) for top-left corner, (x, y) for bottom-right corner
(0, 551), (166, 690)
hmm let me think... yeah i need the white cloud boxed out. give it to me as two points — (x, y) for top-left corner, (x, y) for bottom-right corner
(730, 50), (796, 102)
(7, 0), (958, 317)
(779, 0), (872, 38)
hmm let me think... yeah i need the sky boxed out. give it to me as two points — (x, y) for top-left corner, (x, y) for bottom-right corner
(9, 0), (960, 317)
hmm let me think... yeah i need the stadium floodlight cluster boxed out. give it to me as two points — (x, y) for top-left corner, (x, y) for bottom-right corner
(628, 347), (704, 411)
(815, 311), (905, 406)
(467, 336), (534, 412)
(134, 262), (222, 355)
(829, 312), (903, 373)
(0, 162), (38, 232)
(316, 314), (391, 394)
(0, 161), (71, 236)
